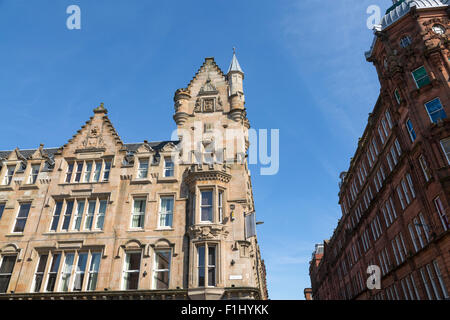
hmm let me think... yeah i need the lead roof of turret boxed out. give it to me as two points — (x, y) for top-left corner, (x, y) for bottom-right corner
(365, 0), (449, 58)
(227, 52), (244, 74)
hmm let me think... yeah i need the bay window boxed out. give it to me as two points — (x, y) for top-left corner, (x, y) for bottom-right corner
(200, 190), (213, 222)
(28, 164), (40, 184)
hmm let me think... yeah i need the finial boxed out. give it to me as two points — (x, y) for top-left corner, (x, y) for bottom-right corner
(93, 102), (108, 114)
(233, 47), (236, 55)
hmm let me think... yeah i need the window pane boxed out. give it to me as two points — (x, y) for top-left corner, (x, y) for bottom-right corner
(73, 253), (88, 291)
(198, 246), (205, 287)
(14, 203), (31, 233)
(33, 254), (48, 292)
(51, 201), (63, 231)
(87, 253), (101, 291)
(62, 201), (74, 230)
(46, 254), (61, 292)
(0, 255), (16, 293)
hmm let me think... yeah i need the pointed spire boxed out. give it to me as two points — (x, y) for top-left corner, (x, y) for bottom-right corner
(227, 47), (243, 74)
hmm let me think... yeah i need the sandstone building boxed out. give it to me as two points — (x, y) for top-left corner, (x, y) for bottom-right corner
(0, 54), (268, 300)
(309, 0), (450, 300)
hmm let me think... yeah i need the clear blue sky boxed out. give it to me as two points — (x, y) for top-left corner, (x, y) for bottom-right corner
(0, 0), (392, 299)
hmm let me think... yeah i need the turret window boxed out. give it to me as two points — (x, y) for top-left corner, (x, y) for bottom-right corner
(432, 24), (445, 35)
(200, 190), (213, 222)
(424, 98), (447, 123)
(412, 66), (431, 89)
(197, 244), (217, 287)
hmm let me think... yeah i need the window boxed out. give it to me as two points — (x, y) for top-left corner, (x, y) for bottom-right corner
(400, 36), (412, 48)
(0, 203), (5, 220)
(32, 254), (48, 292)
(406, 119), (416, 142)
(153, 250), (171, 289)
(394, 89), (401, 104)
(61, 201), (74, 231)
(85, 200), (96, 230)
(123, 252), (141, 290)
(163, 158), (174, 177)
(394, 139), (401, 156)
(65, 163), (74, 183)
(73, 253), (88, 291)
(219, 190), (223, 223)
(50, 201), (63, 231)
(131, 199), (146, 229)
(425, 98), (447, 123)
(0, 255), (17, 293)
(74, 162), (83, 182)
(95, 200), (107, 230)
(93, 161), (102, 182)
(385, 110), (393, 129)
(13, 203), (31, 233)
(34, 251), (100, 293)
(3, 165), (15, 185)
(159, 197), (174, 228)
(432, 24), (445, 35)
(73, 201), (85, 231)
(45, 253), (61, 292)
(412, 66), (431, 88)
(87, 252), (101, 291)
(59, 253), (75, 292)
(137, 159), (148, 179)
(83, 162), (92, 182)
(197, 244), (217, 287)
(419, 155), (431, 182)
(378, 127), (385, 145)
(440, 138), (450, 165)
(434, 196), (449, 232)
(433, 260), (449, 299)
(102, 161), (111, 181)
(200, 190), (213, 222)
(28, 164), (40, 184)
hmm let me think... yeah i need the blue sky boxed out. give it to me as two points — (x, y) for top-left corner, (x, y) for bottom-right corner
(0, 0), (392, 299)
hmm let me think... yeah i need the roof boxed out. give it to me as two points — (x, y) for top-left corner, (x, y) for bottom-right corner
(365, 0), (449, 58)
(227, 52), (244, 74)
(0, 142), (178, 161)
(381, 0), (448, 30)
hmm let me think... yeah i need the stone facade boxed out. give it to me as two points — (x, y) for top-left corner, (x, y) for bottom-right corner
(0, 55), (268, 300)
(309, 1), (450, 300)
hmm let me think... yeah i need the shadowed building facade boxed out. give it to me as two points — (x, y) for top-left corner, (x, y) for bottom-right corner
(0, 54), (268, 300)
(309, 0), (450, 300)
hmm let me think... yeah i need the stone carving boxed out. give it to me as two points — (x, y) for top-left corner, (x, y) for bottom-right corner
(203, 98), (214, 112)
(188, 224), (229, 240)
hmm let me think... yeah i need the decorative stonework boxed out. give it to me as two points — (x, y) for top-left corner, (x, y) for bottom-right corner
(187, 224), (229, 240)
(184, 164), (231, 185)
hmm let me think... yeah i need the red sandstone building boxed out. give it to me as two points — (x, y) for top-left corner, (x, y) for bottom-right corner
(309, 0), (450, 300)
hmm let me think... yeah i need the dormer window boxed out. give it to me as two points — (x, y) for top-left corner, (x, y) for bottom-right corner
(3, 165), (15, 185)
(163, 158), (174, 177)
(28, 164), (40, 184)
(137, 159), (149, 179)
